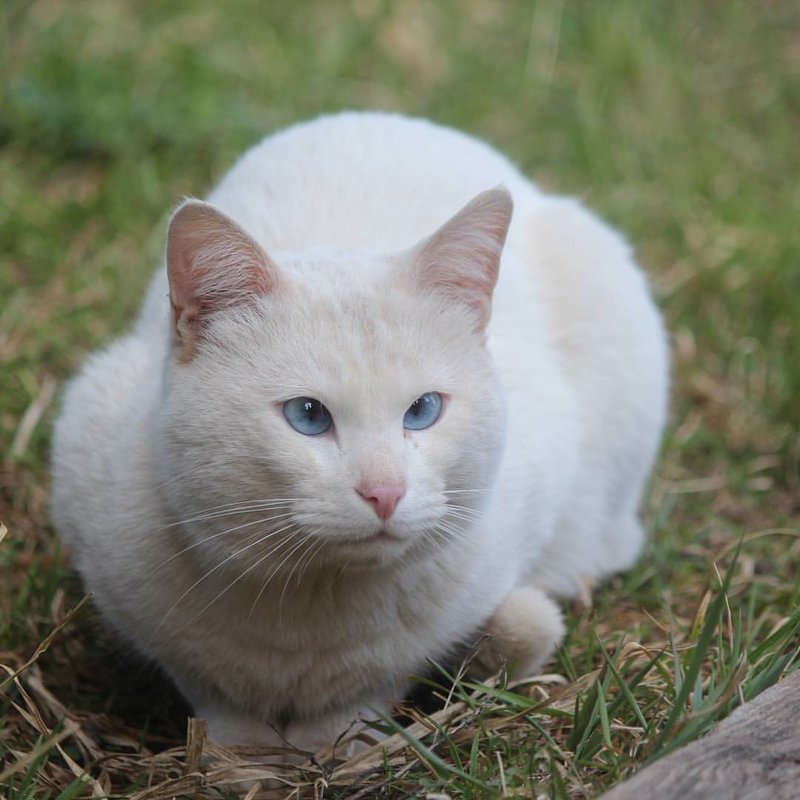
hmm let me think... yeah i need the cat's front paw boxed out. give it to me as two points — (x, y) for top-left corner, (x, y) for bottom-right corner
(284, 706), (387, 759)
(469, 586), (564, 680)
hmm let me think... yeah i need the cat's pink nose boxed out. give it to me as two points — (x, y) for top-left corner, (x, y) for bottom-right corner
(356, 484), (406, 520)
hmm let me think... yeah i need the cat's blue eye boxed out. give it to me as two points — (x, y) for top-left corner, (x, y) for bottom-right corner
(403, 392), (443, 430)
(282, 397), (332, 435)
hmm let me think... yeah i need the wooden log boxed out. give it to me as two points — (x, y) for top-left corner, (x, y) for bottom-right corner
(601, 670), (800, 800)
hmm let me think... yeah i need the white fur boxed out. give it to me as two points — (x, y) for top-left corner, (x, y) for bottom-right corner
(51, 112), (668, 751)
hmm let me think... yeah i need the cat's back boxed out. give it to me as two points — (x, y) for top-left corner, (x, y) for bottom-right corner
(206, 111), (542, 253)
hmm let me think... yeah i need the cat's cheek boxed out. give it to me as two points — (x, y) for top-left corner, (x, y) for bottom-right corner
(403, 429), (419, 446)
(268, 419), (338, 481)
(444, 411), (505, 495)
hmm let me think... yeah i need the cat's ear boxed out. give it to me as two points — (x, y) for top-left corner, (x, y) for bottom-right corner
(408, 188), (513, 333)
(166, 200), (280, 361)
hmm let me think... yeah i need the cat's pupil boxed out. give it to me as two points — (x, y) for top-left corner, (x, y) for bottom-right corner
(403, 392), (443, 430)
(283, 397), (333, 435)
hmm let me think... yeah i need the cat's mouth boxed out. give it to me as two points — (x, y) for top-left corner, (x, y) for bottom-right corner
(339, 528), (402, 545)
(327, 527), (409, 556)
(373, 529), (401, 543)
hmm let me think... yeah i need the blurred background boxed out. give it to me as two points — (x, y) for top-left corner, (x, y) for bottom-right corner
(1, 1), (799, 796)
(3, 2), (799, 453)
(3, 1), (799, 431)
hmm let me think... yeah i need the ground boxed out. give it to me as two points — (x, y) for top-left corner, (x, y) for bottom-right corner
(1, 1), (799, 798)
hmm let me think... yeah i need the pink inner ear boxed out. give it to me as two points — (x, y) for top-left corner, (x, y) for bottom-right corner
(166, 200), (279, 359)
(412, 188), (513, 332)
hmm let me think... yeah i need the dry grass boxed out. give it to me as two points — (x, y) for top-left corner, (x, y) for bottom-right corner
(0, 552), (800, 800)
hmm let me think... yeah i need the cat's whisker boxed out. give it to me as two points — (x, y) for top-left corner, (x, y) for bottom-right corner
(177, 497), (296, 514)
(432, 518), (473, 545)
(441, 505), (486, 531)
(153, 457), (270, 490)
(442, 512), (482, 528)
(162, 504), (294, 529)
(435, 519), (466, 537)
(444, 502), (485, 513)
(151, 512), (298, 572)
(277, 535), (324, 619)
(294, 533), (326, 587)
(443, 506), (484, 521)
(162, 498), (299, 525)
(421, 529), (444, 553)
(250, 531), (313, 618)
(186, 496), (300, 514)
(186, 528), (306, 629)
(281, 536), (317, 590)
(150, 521), (300, 637)
(441, 510), (480, 529)
(430, 525), (455, 548)
(334, 556), (355, 580)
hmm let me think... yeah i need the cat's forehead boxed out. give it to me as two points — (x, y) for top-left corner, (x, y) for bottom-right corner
(281, 252), (455, 345)
(239, 261), (483, 404)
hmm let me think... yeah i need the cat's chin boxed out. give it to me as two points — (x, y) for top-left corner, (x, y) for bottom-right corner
(322, 529), (422, 565)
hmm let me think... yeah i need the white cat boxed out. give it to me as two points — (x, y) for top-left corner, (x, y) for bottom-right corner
(51, 112), (668, 752)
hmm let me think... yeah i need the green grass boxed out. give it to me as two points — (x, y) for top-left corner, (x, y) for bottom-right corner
(2, 1), (799, 797)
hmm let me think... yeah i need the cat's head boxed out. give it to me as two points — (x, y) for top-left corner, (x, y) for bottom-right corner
(159, 189), (512, 573)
